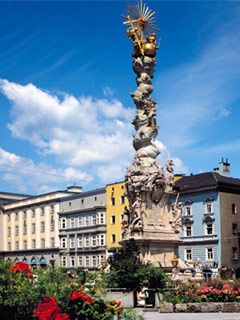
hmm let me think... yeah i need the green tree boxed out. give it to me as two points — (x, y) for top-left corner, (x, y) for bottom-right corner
(107, 239), (144, 291)
(107, 239), (170, 292)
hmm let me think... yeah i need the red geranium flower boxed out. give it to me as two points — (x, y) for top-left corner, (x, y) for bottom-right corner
(70, 291), (94, 304)
(10, 262), (32, 277)
(115, 301), (121, 307)
(33, 296), (63, 320)
(55, 314), (70, 320)
(222, 284), (232, 291)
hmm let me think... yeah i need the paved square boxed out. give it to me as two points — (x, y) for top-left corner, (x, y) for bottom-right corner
(140, 312), (240, 320)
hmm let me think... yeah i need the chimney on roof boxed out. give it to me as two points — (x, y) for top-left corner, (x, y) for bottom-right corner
(213, 158), (231, 177)
(67, 186), (83, 193)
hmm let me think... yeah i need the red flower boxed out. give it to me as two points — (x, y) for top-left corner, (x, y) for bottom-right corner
(10, 262), (32, 277)
(55, 314), (70, 320)
(117, 308), (123, 315)
(33, 296), (62, 320)
(70, 291), (94, 304)
(201, 287), (211, 293)
(232, 290), (238, 295)
(222, 284), (232, 290)
(115, 301), (121, 307)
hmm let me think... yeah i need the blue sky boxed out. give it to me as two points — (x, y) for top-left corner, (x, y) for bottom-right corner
(0, 1), (239, 194)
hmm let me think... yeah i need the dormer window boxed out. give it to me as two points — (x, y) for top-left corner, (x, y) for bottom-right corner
(184, 200), (192, 216)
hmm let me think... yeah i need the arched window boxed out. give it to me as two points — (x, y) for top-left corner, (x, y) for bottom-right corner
(22, 257), (28, 264)
(184, 200), (192, 216)
(14, 257), (19, 263)
(204, 197), (214, 214)
(39, 256), (47, 266)
(31, 256), (37, 266)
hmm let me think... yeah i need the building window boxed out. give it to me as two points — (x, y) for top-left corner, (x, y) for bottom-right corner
(70, 256), (75, 267)
(232, 247), (238, 261)
(23, 221), (27, 235)
(205, 201), (213, 214)
(111, 197), (115, 206)
(32, 209), (35, 218)
(206, 248), (213, 260)
(78, 235), (83, 248)
(61, 256), (66, 267)
(85, 216), (90, 226)
(232, 204), (237, 215)
(78, 217), (83, 227)
(99, 234), (105, 246)
(92, 215), (96, 225)
(185, 205), (192, 216)
(85, 256), (90, 267)
(51, 237), (55, 247)
(7, 227), (11, 237)
(60, 218), (66, 229)
(92, 235), (97, 247)
(8, 242), (11, 250)
(61, 238), (66, 249)
(185, 249), (192, 261)
(7, 213), (10, 222)
(50, 205), (54, 214)
(41, 207), (45, 216)
(15, 212), (18, 221)
(78, 256), (83, 266)
(98, 212), (105, 225)
(15, 225), (19, 236)
(15, 241), (19, 250)
(232, 223), (238, 235)
(111, 215), (116, 224)
(32, 223), (36, 234)
(32, 239), (36, 249)
(41, 221), (45, 233)
(205, 222), (213, 235)
(23, 211), (27, 219)
(41, 238), (45, 248)
(85, 235), (90, 247)
(50, 215), (54, 231)
(70, 237), (75, 248)
(111, 234), (116, 243)
(94, 197), (97, 201)
(70, 218), (75, 228)
(81, 199), (84, 204)
(92, 255), (97, 267)
(185, 225), (192, 237)
(23, 240), (27, 250)
(120, 195), (125, 205)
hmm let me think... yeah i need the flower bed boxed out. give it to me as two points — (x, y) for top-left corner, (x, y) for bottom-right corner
(0, 260), (144, 320)
(164, 283), (240, 304)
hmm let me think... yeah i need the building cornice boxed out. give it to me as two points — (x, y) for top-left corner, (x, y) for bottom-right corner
(59, 206), (106, 215)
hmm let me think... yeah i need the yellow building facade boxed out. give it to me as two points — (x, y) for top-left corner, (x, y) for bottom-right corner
(106, 181), (128, 251)
(1, 188), (81, 266)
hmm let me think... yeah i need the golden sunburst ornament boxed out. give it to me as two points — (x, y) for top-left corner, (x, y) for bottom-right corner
(123, 0), (159, 57)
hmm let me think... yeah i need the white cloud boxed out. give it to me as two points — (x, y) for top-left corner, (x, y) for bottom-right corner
(0, 147), (92, 193)
(156, 140), (188, 174)
(0, 79), (134, 167)
(0, 79), (187, 190)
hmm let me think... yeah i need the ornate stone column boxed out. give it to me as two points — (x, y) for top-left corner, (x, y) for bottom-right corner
(122, 1), (182, 267)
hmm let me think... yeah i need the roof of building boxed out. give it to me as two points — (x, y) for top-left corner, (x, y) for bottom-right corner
(175, 172), (240, 194)
(61, 187), (106, 202)
(0, 191), (32, 206)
